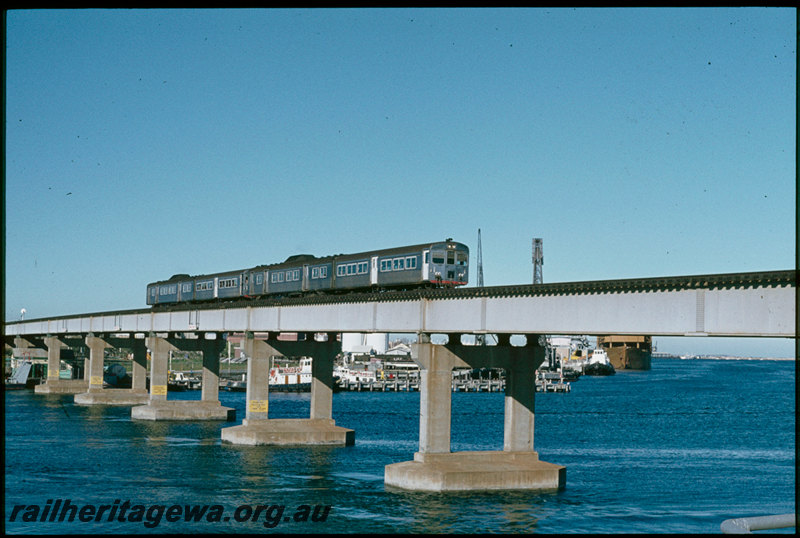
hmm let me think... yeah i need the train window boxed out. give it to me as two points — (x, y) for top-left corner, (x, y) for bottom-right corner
(359, 262), (368, 274)
(320, 266), (328, 278)
(432, 252), (445, 264)
(447, 251), (455, 264)
(312, 267), (319, 279)
(160, 285), (177, 295)
(458, 253), (468, 265)
(406, 257), (417, 269)
(255, 274), (263, 284)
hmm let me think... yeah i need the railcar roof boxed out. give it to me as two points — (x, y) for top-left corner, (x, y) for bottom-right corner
(148, 240), (468, 283)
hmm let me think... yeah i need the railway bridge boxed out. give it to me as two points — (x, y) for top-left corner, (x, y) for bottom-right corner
(4, 270), (796, 492)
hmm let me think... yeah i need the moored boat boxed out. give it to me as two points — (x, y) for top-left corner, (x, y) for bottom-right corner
(225, 357), (316, 392)
(597, 335), (652, 370)
(583, 349), (616, 376)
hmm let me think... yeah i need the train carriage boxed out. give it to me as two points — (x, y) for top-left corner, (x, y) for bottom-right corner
(424, 240), (469, 286)
(147, 274), (193, 305)
(147, 239), (469, 306)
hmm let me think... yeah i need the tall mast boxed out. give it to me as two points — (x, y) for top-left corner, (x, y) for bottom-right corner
(477, 228), (485, 289)
(476, 229), (486, 345)
(532, 238), (543, 284)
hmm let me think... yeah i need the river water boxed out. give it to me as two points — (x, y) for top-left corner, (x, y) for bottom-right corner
(4, 358), (795, 534)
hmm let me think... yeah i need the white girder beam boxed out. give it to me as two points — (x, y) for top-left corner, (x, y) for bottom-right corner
(4, 284), (795, 338)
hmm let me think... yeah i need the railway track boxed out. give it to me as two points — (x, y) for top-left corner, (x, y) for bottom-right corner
(163, 268), (797, 311)
(9, 269), (795, 322)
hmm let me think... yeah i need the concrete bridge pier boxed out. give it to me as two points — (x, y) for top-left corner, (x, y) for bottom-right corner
(74, 334), (150, 406)
(32, 335), (89, 394)
(384, 333), (565, 492)
(131, 334), (235, 421)
(221, 332), (354, 446)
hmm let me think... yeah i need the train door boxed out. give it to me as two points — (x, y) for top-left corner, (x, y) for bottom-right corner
(241, 272), (249, 296)
(213, 277), (219, 299)
(422, 250), (430, 281)
(371, 256), (379, 286)
(302, 265), (310, 292)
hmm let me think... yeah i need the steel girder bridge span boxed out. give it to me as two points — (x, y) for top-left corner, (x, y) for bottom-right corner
(4, 270), (795, 492)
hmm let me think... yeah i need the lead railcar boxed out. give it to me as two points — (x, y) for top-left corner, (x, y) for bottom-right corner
(146, 239), (469, 306)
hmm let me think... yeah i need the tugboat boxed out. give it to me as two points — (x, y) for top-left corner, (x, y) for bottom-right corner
(583, 348), (616, 376)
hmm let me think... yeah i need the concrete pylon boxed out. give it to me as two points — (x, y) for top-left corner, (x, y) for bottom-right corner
(131, 333), (235, 421)
(384, 333), (565, 492)
(34, 335), (89, 394)
(221, 332), (354, 446)
(74, 334), (150, 406)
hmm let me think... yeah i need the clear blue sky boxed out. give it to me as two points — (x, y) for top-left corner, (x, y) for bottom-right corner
(4, 8), (796, 357)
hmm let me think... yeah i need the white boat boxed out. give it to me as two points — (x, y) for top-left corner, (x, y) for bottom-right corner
(333, 365), (379, 384)
(225, 357), (313, 392)
(583, 348), (616, 376)
(269, 357), (313, 390)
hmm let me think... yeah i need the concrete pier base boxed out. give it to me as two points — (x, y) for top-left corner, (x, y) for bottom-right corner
(384, 451), (565, 492)
(131, 400), (236, 421)
(384, 335), (565, 492)
(74, 389), (149, 406)
(221, 418), (355, 446)
(220, 332), (354, 446)
(34, 380), (89, 394)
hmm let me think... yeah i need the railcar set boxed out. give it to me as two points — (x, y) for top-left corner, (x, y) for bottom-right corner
(146, 240), (469, 306)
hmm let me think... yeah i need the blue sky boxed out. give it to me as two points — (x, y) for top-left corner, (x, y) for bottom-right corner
(4, 8), (796, 357)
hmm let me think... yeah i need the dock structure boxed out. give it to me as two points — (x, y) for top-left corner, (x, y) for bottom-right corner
(384, 333), (566, 492)
(335, 372), (570, 393)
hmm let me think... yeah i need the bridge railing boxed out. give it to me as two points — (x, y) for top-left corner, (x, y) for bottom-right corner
(720, 513), (795, 534)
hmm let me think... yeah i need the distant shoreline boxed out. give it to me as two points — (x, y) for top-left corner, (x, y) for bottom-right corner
(655, 355), (795, 361)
